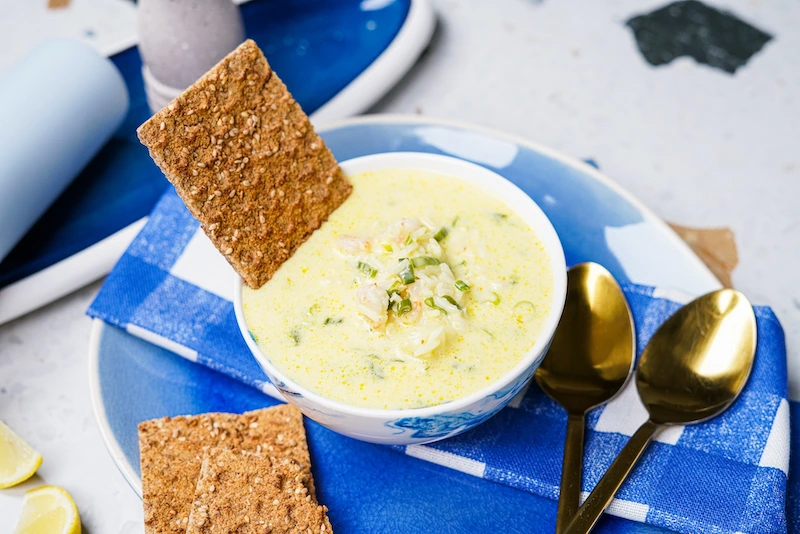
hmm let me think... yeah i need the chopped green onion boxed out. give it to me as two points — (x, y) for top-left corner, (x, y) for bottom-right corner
(290, 329), (301, 345)
(381, 243), (393, 252)
(452, 216), (459, 227)
(324, 317), (343, 325)
(452, 360), (475, 372)
(509, 274), (519, 285)
(387, 280), (402, 292)
(398, 260), (415, 284)
(493, 213), (508, 222)
(386, 288), (401, 310)
(481, 328), (495, 339)
(404, 234), (413, 245)
(411, 256), (442, 268)
(424, 297), (448, 314)
(433, 227), (449, 242)
(442, 295), (462, 309)
(368, 360), (385, 380)
(358, 261), (377, 278)
(397, 298), (412, 316)
(488, 292), (501, 305)
(454, 280), (470, 292)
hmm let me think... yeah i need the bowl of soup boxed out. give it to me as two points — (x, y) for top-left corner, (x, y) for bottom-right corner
(234, 152), (567, 444)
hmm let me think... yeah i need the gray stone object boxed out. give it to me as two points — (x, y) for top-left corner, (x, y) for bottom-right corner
(138, 0), (245, 90)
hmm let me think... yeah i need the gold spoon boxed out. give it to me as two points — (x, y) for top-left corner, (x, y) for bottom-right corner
(535, 262), (635, 533)
(563, 288), (757, 534)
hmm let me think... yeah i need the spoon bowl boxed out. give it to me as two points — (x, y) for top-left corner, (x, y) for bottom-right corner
(536, 262), (635, 413)
(637, 289), (757, 425)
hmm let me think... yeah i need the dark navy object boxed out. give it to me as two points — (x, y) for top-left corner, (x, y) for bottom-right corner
(627, 0), (772, 74)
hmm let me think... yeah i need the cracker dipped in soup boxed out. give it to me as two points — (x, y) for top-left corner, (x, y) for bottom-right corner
(243, 168), (554, 410)
(136, 40), (554, 413)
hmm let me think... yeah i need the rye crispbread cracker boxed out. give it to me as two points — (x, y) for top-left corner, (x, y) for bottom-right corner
(186, 448), (332, 534)
(138, 405), (315, 534)
(136, 39), (352, 289)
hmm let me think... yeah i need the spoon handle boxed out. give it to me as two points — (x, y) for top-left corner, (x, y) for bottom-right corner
(563, 419), (660, 534)
(556, 413), (585, 533)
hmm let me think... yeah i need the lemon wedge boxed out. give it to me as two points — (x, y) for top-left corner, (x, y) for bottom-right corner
(0, 421), (42, 489)
(13, 486), (81, 534)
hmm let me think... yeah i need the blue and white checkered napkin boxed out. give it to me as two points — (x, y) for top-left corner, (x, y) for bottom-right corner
(88, 188), (790, 533)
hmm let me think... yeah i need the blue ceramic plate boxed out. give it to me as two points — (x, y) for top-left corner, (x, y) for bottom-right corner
(89, 116), (721, 533)
(0, 0), (434, 324)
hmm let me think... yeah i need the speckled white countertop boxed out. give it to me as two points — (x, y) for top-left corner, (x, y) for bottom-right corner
(1, 0), (798, 532)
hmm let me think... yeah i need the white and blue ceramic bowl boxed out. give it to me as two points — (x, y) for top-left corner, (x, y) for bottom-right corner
(233, 152), (567, 445)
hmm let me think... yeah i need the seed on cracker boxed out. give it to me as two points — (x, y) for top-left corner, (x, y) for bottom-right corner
(137, 39), (352, 289)
(138, 405), (315, 534)
(186, 448), (332, 534)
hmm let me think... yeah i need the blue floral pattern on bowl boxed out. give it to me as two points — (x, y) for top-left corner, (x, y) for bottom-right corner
(386, 406), (504, 439)
(385, 360), (539, 439)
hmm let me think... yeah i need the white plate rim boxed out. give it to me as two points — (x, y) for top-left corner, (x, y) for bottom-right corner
(88, 317), (144, 496)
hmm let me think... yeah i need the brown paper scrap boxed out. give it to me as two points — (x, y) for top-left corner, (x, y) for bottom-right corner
(668, 223), (739, 288)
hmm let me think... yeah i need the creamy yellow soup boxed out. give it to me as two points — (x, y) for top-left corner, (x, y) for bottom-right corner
(242, 168), (553, 410)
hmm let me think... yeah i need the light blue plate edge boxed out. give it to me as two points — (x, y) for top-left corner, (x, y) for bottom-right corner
(88, 114), (721, 529)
